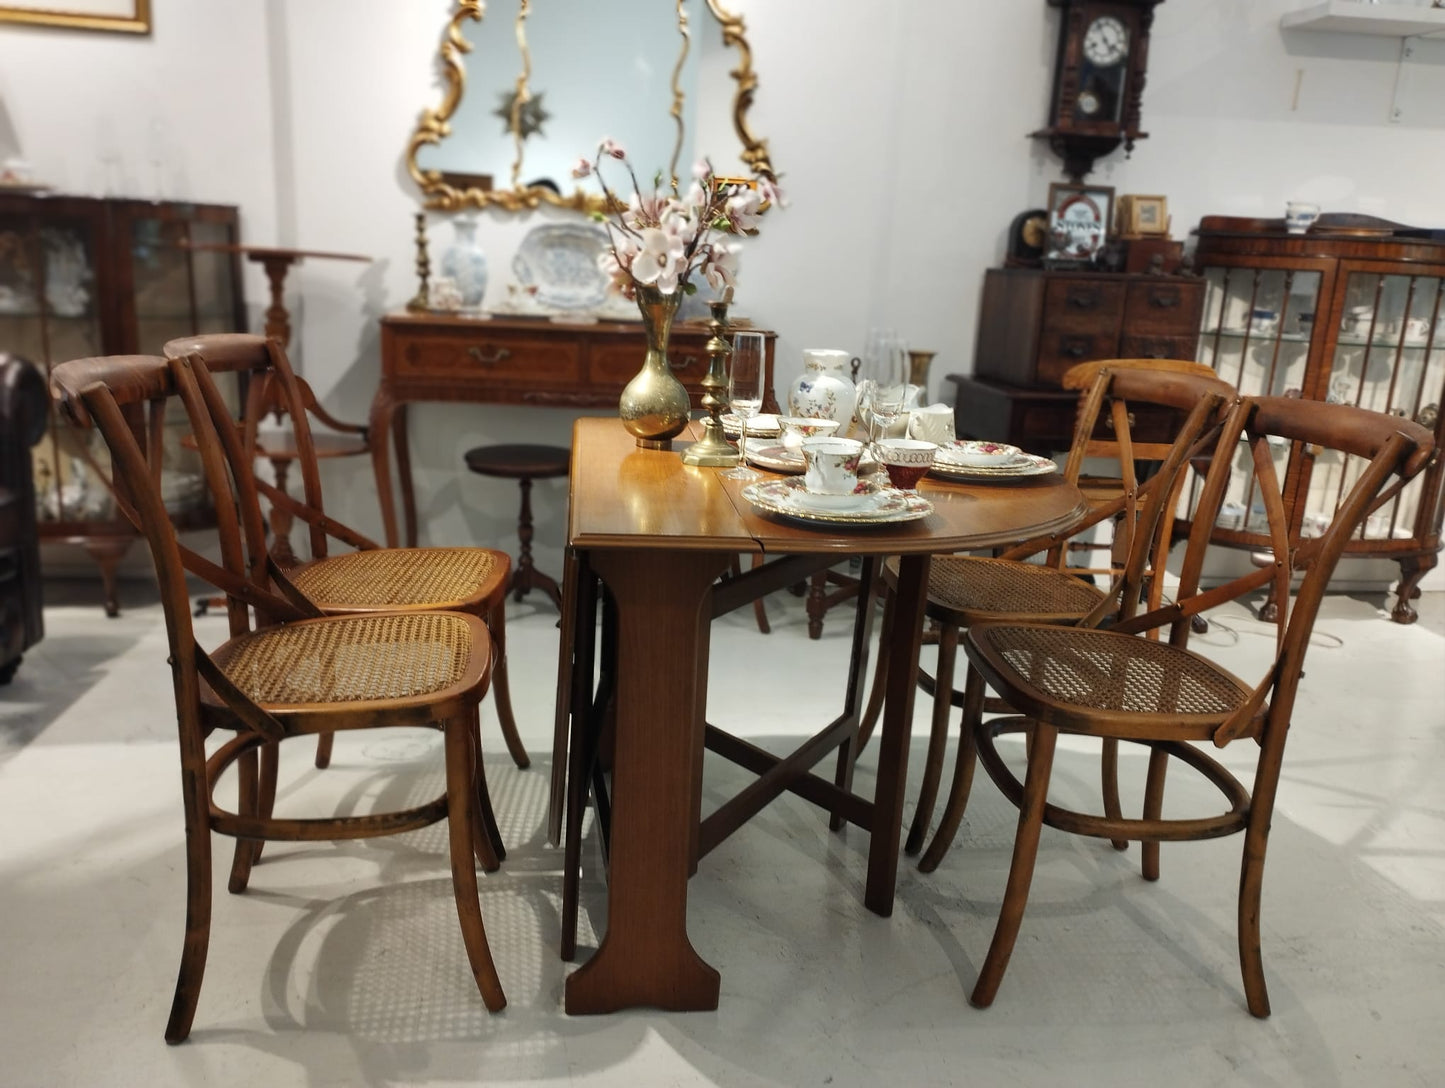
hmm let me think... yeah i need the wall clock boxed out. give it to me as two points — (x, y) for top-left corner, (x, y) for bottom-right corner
(1032, 0), (1165, 181)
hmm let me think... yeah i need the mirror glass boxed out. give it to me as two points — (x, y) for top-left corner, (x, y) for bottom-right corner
(407, 0), (774, 213)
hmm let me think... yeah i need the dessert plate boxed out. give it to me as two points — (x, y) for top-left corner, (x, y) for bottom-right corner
(741, 478), (932, 526)
(936, 439), (1021, 468)
(929, 451), (1058, 481)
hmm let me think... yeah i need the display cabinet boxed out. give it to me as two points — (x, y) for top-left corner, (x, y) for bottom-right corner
(1192, 215), (1445, 623)
(0, 193), (245, 614)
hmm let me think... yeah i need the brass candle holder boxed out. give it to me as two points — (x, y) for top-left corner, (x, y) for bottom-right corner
(681, 295), (740, 467)
(406, 212), (431, 312)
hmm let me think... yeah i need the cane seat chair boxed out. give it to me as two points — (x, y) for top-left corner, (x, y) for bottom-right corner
(959, 395), (1435, 1014)
(874, 360), (1237, 870)
(162, 334), (529, 774)
(50, 354), (509, 1043)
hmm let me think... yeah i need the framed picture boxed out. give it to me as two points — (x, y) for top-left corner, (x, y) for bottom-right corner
(1118, 194), (1169, 237)
(0, 0), (149, 33)
(1045, 183), (1114, 264)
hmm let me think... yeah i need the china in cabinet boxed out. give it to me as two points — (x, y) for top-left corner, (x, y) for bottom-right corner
(1192, 215), (1445, 623)
(0, 192), (245, 614)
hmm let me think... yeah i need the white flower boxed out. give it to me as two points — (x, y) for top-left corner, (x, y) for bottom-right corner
(571, 157), (592, 179)
(631, 227), (684, 294)
(758, 177), (787, 208)
(660, 201), (700, 249)
(600, 137), (626, 160)
(702, 241), (740, 291)
(691, 157), (712, 181)
(727, 188), (763, 232)
(624, 189), (668, 230)
(598, 247), (635, 298)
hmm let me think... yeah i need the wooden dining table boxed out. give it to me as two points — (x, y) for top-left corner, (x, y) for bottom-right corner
(561, 417), (1088, 1015)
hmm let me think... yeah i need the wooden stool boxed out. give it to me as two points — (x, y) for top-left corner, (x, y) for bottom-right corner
(464, 443), (569, 610)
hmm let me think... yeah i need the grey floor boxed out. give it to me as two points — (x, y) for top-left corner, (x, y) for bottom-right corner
(1, 580), (1443, 1087)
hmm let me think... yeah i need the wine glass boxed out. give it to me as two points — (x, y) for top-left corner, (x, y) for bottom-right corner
(858, 330), (908, 457)
(724, 331), (766, 481)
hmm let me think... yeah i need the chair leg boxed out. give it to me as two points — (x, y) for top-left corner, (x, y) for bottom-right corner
(905, 621), (958, 856)
(468, 708), (504, 871)
(248, 741), (279, 868)
(1101, 738), (1128, 852)
(165, 766), (215, 1044)
(443, 717), (507, 1012)
(971, 721), (1058, 1009)
(227, 746), (260, 894)
(486, 593), (531, 769)
(1140, 744), (1169, 881)
(1239, 763), (1279, 1018)
(313, 731), (334, 770)
(919, 663), (985, 874)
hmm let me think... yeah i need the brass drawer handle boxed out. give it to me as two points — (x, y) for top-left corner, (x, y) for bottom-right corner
(1061, 337), (1091, 359)
(1066, 288), (1102, 310)
(467, 345), (512, 366)
(670, 354), (701, 371)
(1103, 410), (1137, 431)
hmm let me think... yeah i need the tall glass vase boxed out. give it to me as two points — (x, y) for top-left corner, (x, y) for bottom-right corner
(619, 283), (691, 449)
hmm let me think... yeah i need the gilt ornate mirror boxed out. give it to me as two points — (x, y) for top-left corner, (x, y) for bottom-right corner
(405, 0), (776, 213)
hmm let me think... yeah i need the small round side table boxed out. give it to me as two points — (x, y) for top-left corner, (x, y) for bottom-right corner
(464, 443), (570, 610)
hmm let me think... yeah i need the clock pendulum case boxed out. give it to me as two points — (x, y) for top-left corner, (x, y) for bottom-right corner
(1032, 0), (1164, 181)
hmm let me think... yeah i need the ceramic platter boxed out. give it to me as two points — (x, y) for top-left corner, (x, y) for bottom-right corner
(741, 477), (932, 526)
(511, 223), (610, 311)
(928, 451), (1058, 482)
(721, 413), (781, 438)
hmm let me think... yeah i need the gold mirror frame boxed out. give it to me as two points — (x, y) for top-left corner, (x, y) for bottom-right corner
(405, 0), (776, 214)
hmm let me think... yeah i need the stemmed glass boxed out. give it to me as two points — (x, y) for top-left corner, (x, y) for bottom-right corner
(724, 331), (766, 481)
(858, 329), (908, 457)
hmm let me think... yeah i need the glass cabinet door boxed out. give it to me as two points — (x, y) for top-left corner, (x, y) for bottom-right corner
(1317, 271), (1444, 542)
(1198, 266), (1322, 399)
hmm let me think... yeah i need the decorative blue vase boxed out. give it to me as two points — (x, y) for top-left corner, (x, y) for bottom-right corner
(440, 214), (488, 310)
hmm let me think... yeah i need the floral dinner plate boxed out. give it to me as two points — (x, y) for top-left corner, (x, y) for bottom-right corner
(928, 451), (1058, 481)
(741, 477), (932, 526)
(936, 439), (1021, 468)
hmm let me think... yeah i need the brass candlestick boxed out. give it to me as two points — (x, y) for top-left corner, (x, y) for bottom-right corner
(681, 294), (740, 467)
(406, 212), (431, 312)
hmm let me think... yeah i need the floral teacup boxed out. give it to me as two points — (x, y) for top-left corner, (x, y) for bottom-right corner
(777, 416), (841, 451)
(877, 438), (937, 492)
(800, 437), (864, 495)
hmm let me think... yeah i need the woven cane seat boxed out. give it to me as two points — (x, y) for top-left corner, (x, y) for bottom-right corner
(289, 547), (506, 611)
(884, 555), (1107, 623)
(212, 612), (475, 706)
(967, 621), (1258, 739)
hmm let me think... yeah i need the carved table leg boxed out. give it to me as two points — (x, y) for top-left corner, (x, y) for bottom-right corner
(1391, 553), (1434, 625)
(84, 537), (133, 618)
(266, 457), (297, 566)
(563, 547), (730, 1015)
(394, 405), (418, 548)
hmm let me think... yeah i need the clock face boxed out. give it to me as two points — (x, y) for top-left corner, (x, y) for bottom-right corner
(1083, 15), (1129, 67)
(1077, 90), (1101, 117)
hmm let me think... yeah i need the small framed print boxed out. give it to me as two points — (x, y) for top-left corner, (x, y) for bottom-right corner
(1045, 183), (1114, 264)
(1118, 193), (1169, 237)
(0, 0), (149, 33)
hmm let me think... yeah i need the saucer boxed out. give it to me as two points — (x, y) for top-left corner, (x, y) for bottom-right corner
(929, 451), (1058, 481)
(745, 444), (804, 473)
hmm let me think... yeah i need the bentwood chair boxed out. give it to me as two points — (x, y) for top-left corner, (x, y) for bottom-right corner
(162, 334), (529, 774)
(50, 354), (509, 1043)
(874, 360), (1237, 869)
(961, 395), (1434, 1014)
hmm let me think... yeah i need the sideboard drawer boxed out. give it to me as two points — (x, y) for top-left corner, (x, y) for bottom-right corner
(1124, 279), (1205, 334)
(588, 340), (709, 388)
(1036, 331), (1111, 385)
(396, 331), (583, 387)
(1119, 333), (1200, 361)
(1042, 278), (1126, 333)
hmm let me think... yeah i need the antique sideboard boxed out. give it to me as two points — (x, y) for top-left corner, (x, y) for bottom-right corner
(372, 312), (778, 547)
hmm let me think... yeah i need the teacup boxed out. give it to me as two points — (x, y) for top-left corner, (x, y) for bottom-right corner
(907, 403), (955, 445)
(1284, 201), (1320, 235)
(1405, 316), (1433, 343)
(876, 438), (936, 492)
(777, 415), (841, 451)
(800, 437), (864, 495)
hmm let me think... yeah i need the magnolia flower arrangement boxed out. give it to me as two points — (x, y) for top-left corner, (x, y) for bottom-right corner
(572, 137), (782, 300)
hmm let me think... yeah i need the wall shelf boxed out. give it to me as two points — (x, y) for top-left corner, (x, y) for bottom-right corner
(1282, 2), (1445, 37)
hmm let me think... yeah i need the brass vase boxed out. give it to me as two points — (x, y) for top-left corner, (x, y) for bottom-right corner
(619, 283), (692, 449)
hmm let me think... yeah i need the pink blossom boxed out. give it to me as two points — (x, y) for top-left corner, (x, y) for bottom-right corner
(624, 189), (669, 230)
(571, 157), (592, 179)
(702, 241), (740, 291)
(758, 177), (787, 208)
(600, 137), (626, 160)
(691, 157), (712, 181)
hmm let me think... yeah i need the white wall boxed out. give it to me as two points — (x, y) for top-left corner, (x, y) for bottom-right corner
(4, 0), (1442, 590)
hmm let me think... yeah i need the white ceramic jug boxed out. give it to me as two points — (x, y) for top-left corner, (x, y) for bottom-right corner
(788, 349), (857, 427)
